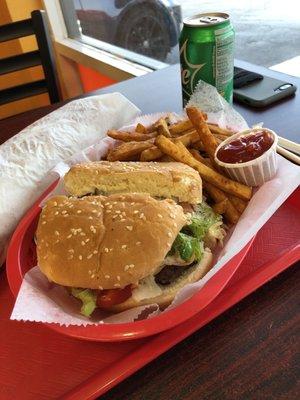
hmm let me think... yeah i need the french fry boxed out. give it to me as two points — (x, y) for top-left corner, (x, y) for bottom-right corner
(204, 182), (240, 224)
(168, 113), (209, 136)
(228, 195), (248, 213)
(140, 146), (162, 161)
(174, 130), (199, 147)
(140, 131), (200, 161)
(165, 115), (171, 126)
(207, 124), (235, 136)
(107, 140), (154, 161)
(169, 119), (193, 135)
(157, 118), (171, 137)
(191, 140), (205, 151)
(186, 107), (219, 164)
(189, 149), (246, 223)
(190, 150), (248, 212)
(107, 130), (157, 142)
(148, 116), (169, 133)
(213, 133), (230, 142)
(135, 123), (148, 134)
(189, 149), (210, 165)
(159, 155), (174, 162)
(148, 114), (208, 136)
(155, 135), (252, 201)
(212, 199), (228, 215)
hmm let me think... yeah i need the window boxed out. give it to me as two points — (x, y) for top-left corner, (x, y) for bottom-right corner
(60, 0), (182, 70)
(60, 0), (300, 70)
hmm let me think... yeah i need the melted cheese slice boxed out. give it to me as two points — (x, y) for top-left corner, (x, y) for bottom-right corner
(164, 254), (194, 266)
(131, 276), (162, 302)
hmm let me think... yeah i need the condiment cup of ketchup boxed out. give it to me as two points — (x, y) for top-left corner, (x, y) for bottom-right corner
(214, 127), (278, 186)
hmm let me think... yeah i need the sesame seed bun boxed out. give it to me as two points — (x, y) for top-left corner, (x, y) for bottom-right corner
(36, 194), (187, 290)
(64, 161), (202, 204)
(106, 249), (213, 312)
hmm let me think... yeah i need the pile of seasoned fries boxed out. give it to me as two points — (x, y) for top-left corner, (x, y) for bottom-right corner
(105, 107), (253, 224)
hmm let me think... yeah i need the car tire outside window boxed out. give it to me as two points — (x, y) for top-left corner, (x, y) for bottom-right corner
(116, 4), (171, 61)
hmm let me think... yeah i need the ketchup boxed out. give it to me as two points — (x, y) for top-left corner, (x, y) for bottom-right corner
(217, 130), (274, 164)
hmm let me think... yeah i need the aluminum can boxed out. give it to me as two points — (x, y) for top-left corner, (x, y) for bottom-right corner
(179, 12), (235, 105)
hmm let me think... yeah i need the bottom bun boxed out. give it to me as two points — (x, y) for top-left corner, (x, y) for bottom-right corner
(107, 250), (213, 312)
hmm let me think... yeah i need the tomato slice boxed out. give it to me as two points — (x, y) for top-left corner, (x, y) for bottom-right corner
(96, 285), (132, 308)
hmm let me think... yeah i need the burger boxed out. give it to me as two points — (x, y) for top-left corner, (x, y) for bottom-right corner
(36, 162), (225, 317)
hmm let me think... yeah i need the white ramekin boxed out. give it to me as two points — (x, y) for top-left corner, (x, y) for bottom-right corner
(214, 127), (279, 187)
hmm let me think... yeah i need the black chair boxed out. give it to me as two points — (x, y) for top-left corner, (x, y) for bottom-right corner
(0, 10), (60, 106)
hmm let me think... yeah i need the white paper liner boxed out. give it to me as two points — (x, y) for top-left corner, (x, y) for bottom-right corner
(10, 81), (300, 326)
(187, 80), (248, 131)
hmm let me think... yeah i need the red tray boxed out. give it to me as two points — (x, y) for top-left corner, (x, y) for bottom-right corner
(1, 189), (299, 399)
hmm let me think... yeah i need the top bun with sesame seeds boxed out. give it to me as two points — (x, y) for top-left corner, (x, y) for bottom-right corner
(36, 193), (187, 290)
(63, 161), (202, 204)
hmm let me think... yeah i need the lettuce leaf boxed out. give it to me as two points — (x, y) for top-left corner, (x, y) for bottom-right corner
(170, 232), (204, 262)
(183, 202), (223, 241)
(71, 288), (97, 317)
(169, 202), (225, 263)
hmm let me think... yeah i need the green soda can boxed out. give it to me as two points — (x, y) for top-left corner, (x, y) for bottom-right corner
(179, 12), (235, 106)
